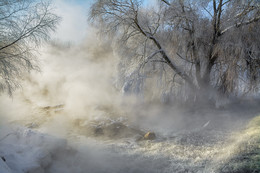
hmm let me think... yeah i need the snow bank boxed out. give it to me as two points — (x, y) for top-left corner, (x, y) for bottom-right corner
(0, 125), (67, 173)
(0, 158), (11, 173)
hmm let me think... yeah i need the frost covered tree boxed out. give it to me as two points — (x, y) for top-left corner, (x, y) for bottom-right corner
(90, 0), (260, 103)
(0, 0), (60, 95)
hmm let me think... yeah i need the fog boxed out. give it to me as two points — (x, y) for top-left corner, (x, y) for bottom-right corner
(0, 27), (259, 173)
(0, 1), (260, 173)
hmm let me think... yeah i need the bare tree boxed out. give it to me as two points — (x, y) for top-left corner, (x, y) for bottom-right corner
(0, 0), (60, 95)
(90, 0), (260, 103)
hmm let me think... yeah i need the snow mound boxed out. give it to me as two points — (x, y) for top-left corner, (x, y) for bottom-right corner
(0, 126), (67, 173)
(0, 158), (11, 173)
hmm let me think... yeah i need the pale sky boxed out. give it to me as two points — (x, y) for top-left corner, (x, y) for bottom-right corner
(52, 0), (94, 43)
(51, 0), (156, 43)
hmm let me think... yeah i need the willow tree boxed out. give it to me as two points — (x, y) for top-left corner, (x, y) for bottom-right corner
(90, 0), (260, 103)
(0, 0), (60, 95)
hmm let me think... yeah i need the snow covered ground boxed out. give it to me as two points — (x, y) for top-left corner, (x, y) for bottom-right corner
(0, 125), (67, 173)
(1, 103), (259, 173)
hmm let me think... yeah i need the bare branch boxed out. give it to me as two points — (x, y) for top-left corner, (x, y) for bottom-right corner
(221, 0), (231, 7)
(220, 15), (260, 35)
(150, 60), (168, 64)
(0, 0), (60, 95)
(176, 53), (195, 64)
(161, 0), (170, 6)
(202, 6), (213, 18)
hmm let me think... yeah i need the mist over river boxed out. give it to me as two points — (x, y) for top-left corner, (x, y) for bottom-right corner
(1, 36), (260, 173)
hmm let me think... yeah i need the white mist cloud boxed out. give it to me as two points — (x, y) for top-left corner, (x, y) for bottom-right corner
(1, 1), (259, 172)
(51, 0), (92, 43)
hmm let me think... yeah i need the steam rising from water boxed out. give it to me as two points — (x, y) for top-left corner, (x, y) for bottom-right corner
(0, 29), (260, 173)
(2, 1), (259, 172)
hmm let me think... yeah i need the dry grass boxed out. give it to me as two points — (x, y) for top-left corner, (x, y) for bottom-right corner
(215, 115), (260, 173)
